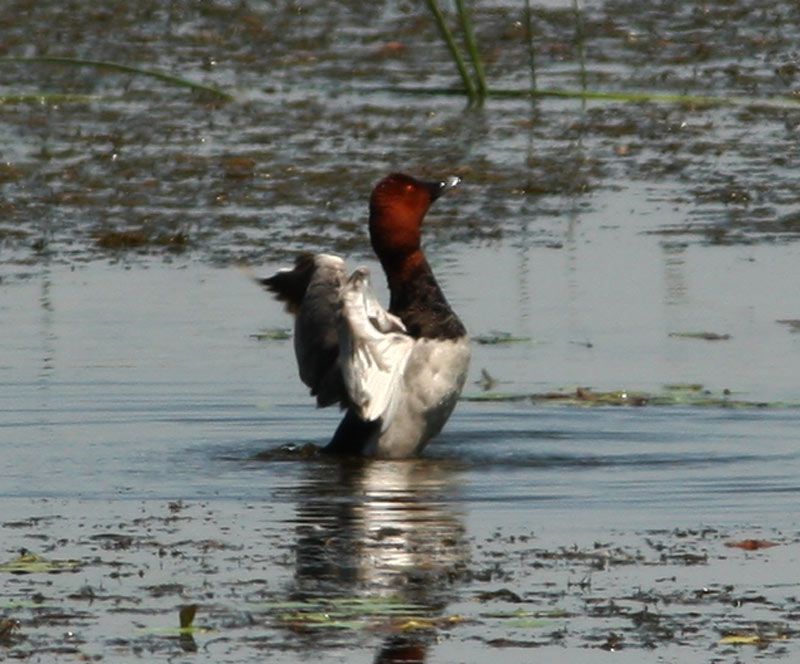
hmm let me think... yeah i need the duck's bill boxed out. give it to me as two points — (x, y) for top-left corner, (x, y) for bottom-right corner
(430, 175), (461, 201)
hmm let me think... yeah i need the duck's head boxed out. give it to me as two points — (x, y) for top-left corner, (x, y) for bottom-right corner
(369, 173), (460, 264)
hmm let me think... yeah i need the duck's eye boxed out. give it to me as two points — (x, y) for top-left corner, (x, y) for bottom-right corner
(405, 184), (414, 193)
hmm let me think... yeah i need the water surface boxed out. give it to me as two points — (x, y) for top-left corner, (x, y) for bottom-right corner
(2, 0), (800, 660)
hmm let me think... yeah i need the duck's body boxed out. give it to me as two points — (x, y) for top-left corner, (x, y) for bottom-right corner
(260, 173), (470, 458)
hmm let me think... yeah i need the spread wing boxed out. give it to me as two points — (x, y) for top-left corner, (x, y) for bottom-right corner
(258, 253), (348, 407)
(259, 256), (413, 422)
(338, 268), (414, 426)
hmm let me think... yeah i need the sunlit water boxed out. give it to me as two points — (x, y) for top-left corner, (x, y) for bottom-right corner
(2, 0), (800, 659)
(3, 221), (799, 661)
(3, 193), (799, 527)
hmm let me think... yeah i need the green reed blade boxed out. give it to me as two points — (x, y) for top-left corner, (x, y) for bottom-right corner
(454, 0), (487, 99)
(523, 0), (538, 92)
(424, 0), (478, 103)
(0, 56), (233, 101)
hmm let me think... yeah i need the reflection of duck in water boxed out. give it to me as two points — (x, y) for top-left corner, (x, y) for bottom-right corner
(291, 459), (469, 663)
(259, 173), (470, 458)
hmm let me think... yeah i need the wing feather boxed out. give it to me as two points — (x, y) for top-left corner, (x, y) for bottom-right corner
(339, 268), (413, 426)
(260, 257), (412, 420)
(259, 253), (348, 407)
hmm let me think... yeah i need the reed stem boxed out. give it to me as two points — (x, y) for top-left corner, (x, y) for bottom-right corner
(424, 0), (478, 103)
(454, 0), (487, 99)
(572, 0), (588, 93)
(523, 0), (537, 92)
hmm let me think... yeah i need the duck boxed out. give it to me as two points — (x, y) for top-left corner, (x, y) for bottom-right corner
(258, 173), (470, 458)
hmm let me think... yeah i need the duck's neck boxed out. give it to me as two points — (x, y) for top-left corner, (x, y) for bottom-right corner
(382, 249), (424, 293)
(381, 250), (466, 340)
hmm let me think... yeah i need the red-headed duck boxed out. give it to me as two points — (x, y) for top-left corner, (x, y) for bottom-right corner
(260, 173), (470, 458)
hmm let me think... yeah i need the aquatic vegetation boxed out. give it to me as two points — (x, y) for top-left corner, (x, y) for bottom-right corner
(669, 331), (732, 341)
(0, 618), (21, 645)
(724, 539), (779, 551)
(1, 2), (799, 660)
(139, 605), (213, 636)
(454, 0), (487, 98)
(425, 0), (486, 104)
(473, 331), (534, 345)
(0, 5), (798, 269)
(0, 551), (80, 574)
(776, 319), (800, 333)
(0, 92), (97, 104)
(420, 1), (800, 109)
(0, 499), (797, 659)
(93, 228), (189, 253)
(254, 596), (437, 632)
(719, 633), (787, 646)
(250, 327), (291, 341)
(474, 368), (500, 391)
(462, 385), (800, 409)
(0, 56), (233, 100)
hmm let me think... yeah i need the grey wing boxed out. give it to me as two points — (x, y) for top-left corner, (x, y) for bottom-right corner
(259, 253), (349, 408)
(293, 254), (351, 406)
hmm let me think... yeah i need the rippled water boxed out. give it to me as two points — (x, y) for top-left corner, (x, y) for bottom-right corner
(3, 244), (799, 519)
(2, 251), (800, 661)
(2, 0), (800, 660)
(3, 0), (800, 271)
